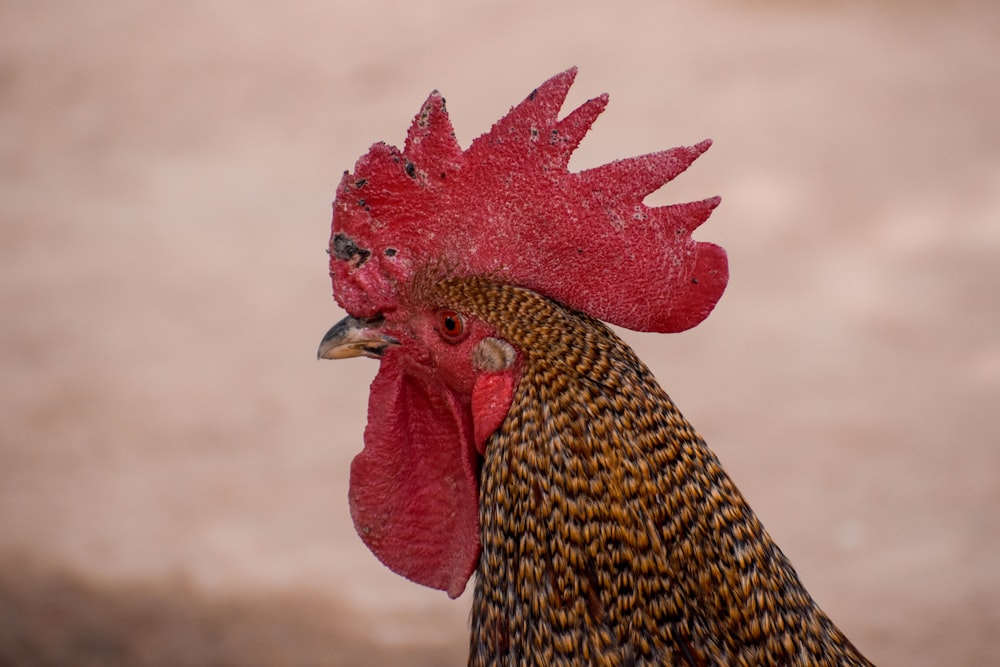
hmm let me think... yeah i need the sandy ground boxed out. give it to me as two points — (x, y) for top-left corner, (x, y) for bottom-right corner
(1, 1), (998, 664)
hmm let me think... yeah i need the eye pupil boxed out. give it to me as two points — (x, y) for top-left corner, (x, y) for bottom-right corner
(437, 310), (466, 341)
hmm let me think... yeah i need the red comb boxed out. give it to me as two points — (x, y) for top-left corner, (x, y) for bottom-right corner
(330, 67), (727, 333)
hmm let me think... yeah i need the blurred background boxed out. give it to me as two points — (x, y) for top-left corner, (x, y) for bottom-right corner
(1, 1), (998, 664)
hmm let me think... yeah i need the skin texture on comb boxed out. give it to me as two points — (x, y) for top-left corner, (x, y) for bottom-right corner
(329, 66), (728, 334)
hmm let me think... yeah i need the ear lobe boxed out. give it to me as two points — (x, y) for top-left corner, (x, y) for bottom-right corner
(471, 370), (517, 455)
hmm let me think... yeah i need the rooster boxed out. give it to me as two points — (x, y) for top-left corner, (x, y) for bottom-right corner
(318, 68), (873, 666)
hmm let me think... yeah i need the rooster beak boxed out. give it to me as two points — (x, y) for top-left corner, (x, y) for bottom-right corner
(317, 315), (399, 360)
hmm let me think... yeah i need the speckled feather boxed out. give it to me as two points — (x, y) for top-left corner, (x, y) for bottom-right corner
(425, 277), (873, 667)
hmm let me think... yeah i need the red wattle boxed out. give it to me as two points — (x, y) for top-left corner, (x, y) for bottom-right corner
(471, 371), (516, 456)
(348, 353), (481, 598)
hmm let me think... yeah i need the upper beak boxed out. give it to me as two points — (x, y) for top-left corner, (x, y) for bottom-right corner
(317, 315), (400, 360)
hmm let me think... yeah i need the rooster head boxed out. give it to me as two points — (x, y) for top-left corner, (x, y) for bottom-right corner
(319, 68), (728, 598)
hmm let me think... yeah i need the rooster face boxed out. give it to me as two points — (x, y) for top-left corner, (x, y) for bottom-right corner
(318, 277), (520, 598)
(320, 291), (517, 405)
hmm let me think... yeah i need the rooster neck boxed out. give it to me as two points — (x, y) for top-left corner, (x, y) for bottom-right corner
(446, 279), (872, 667)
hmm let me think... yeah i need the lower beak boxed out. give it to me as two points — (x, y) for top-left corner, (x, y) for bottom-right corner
(317, 315), (400, 360)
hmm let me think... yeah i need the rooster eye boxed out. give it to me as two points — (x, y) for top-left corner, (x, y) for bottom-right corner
(436, 310), (467, 343)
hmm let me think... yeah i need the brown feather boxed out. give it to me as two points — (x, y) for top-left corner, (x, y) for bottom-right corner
(426, 276), (873, 667)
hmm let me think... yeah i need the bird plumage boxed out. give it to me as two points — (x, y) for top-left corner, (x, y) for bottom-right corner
(422, 276), (872, 666)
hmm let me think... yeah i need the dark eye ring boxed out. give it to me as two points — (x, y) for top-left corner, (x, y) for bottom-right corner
(436, 309), (468, 343)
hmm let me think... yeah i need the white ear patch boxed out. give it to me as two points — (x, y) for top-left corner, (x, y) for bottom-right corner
(472, 337), (517, 372)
